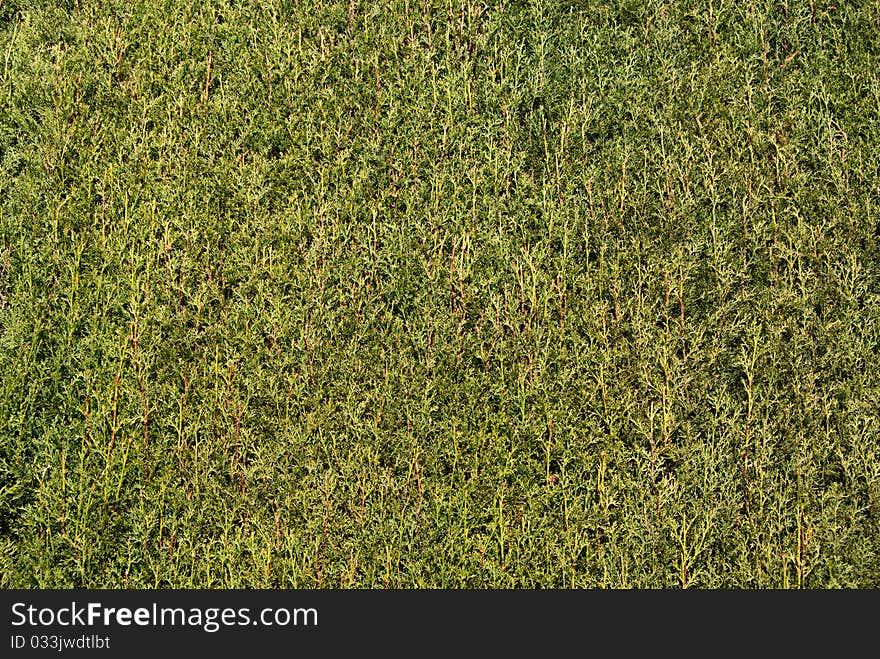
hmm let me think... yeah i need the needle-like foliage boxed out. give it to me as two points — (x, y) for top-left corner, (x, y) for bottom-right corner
(1, 0), (878, 587)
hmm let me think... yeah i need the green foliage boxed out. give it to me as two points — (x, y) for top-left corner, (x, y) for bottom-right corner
(1, 0), (879, 587)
